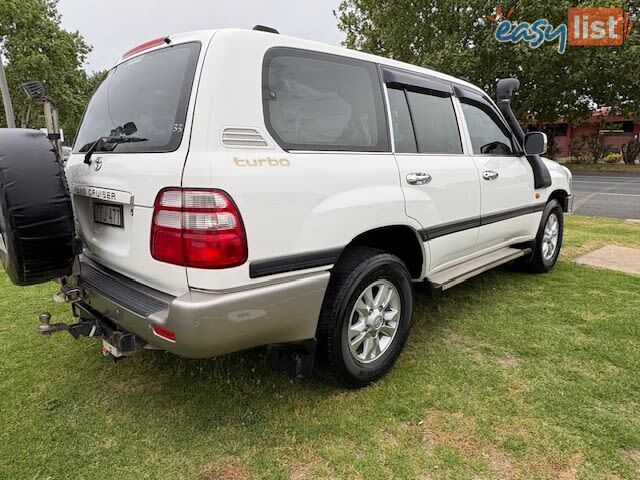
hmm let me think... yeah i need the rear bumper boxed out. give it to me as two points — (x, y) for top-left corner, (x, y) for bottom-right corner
(75, 257), (329, 358)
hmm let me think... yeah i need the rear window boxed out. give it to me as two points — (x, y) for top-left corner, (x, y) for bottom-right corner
(387, 87), (417, 153)
(406, 89), (462, 154)
(262, 48), (389, 152)
(74, 42), (201, 154)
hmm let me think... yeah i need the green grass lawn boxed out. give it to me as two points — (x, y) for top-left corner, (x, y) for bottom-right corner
(1, 216), (639, 479)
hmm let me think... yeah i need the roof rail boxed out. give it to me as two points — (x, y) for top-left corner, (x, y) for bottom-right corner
(253, 25), (279, 34)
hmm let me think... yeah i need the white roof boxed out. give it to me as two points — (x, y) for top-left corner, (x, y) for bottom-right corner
(116, 28), (487, 97)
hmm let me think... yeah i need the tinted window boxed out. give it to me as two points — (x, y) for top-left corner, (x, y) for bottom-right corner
(74, 42), (201, 154)
(406, 90), (462, 154)
(387, 87), (417, 153)
(263, 49), (388, 151)
(461, 100), (515, 155)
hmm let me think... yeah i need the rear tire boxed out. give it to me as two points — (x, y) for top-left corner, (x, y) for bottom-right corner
(0, 129), (76, 285)
(522, 199), (564, 273)
(315, 246), (413, 388)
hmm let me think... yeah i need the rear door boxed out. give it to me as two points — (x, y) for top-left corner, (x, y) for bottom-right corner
(66, 36), (208, 296)
(455, 88), (535, 251)
(385, 70), (481, 272)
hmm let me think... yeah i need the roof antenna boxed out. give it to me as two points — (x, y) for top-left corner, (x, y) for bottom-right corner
(253, 25), (279, 34)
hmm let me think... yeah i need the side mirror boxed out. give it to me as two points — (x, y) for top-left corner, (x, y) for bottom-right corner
(524, 131), (547, 155)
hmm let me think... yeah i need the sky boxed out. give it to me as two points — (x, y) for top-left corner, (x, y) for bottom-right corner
(58, 0), (345, 73)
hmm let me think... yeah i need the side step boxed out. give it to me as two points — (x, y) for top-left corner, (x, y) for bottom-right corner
(428, 247), (531, 293)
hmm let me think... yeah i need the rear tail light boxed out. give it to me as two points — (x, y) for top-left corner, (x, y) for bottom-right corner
(151, 188), (248, 269)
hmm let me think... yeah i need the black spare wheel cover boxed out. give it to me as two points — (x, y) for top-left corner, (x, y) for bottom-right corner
(0, 129), (76, 285)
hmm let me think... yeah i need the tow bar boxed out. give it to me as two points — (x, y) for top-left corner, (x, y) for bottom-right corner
(37, 312), (100, 340)
(38, 310), (146, 360)
(37, 281), (147, 360)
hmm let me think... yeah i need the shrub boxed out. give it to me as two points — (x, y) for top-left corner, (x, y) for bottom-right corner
(568, 133), (605, 164)
(603, 153), (622, 164)
(622, 138), (640, 165)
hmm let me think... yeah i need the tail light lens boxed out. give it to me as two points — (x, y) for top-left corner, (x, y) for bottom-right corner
(151, 188), (248, 269)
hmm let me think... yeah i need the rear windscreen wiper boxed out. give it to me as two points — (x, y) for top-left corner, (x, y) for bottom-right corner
(83, 136), (148, 165)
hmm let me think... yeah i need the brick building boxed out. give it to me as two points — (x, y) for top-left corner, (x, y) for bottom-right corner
(535, 108), (640, 159)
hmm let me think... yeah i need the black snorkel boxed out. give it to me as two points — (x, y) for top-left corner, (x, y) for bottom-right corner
(496, 78), (552, 189)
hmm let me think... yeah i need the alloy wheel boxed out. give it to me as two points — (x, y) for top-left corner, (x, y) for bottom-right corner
(347, 279), (401, 363)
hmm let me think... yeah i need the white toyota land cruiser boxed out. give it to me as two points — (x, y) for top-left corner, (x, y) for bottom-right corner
(0, 27), (572, 388)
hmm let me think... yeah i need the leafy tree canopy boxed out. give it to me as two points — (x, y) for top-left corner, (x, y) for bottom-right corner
(0, 0), (103, 143)
(337, 0), (639, 122)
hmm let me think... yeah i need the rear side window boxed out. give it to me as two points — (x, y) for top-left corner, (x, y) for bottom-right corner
(263, 48), (388, 151)
(460, 99), (515, 155)
(74, 42), (201, 154)
(406, 89), (462, 154)
(387, 87), (417, 153)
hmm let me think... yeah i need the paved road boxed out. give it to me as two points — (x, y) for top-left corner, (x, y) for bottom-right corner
(572, 173), (640, 220)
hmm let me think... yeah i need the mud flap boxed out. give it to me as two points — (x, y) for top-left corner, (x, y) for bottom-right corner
(266, 339), (317, 379)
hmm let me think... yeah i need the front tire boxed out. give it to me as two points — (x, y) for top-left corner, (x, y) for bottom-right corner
(523, 199), (564, 273)
(315, 246), (413, 388)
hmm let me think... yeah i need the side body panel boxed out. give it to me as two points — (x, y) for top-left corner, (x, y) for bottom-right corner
(472, 154), (539, 250)
(539, 159), (573, 201)
(394, 154), (480, 270)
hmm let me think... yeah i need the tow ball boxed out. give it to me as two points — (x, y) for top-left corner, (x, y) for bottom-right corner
(37, 311), (101, 339)
(37, 312), (102, 339)
(37, 312), (69, 336)
(36, 282), (84, 336)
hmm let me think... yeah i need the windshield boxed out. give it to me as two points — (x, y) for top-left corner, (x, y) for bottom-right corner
(74, 42), (201, 154)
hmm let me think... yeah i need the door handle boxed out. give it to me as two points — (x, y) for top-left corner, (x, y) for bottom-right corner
(482, 170), (499, 181)
(406, 172), (432, 185)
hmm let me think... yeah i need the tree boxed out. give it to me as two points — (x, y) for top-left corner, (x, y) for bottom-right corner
(568, 131), (606, 164)
(622, 137), (640, 164)
(0, 0), (100, 143)
(544, 134), (562, 161)
(336, 0), (640, 123)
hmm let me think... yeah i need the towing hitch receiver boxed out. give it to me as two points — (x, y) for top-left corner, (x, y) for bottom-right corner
(37, 304), (146, 360)
(36, 281), (147, 359)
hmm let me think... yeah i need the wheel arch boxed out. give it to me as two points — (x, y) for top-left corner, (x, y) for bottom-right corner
(547, 189), (571, 212)
(339, 225), (426, 279)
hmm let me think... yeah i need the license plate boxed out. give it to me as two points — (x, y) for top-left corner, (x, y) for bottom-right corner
(93, 203), (124, 228)
(102, 339), (125, 358)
